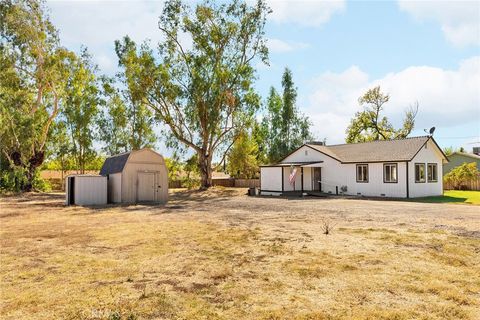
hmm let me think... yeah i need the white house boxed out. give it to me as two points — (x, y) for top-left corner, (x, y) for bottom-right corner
(260, 136), (448, 198)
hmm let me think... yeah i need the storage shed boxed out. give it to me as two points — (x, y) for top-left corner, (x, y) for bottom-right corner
(65, 175), (108, 205)
(100, 148), (168, 203)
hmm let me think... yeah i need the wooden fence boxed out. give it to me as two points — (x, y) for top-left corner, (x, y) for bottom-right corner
(443, 175), (480, 191)
(168, 178), (260, 189)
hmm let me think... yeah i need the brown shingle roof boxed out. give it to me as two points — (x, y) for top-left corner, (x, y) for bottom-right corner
(306, 136), (433, 163)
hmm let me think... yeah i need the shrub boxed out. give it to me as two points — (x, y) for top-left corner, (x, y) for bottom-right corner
(444, 162), (479, 190)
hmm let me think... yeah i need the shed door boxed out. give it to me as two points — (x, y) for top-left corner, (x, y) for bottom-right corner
(137, 172), (155, 202)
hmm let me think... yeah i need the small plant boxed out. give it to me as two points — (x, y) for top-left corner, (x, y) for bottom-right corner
(320, 218), (337, 235)
(340, 185), (348, 194)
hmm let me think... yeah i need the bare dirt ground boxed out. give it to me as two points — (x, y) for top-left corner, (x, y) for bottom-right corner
(1, 188), (479, 320)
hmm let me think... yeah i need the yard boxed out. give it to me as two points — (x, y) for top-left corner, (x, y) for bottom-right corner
(412, 190), (480, 205)
(1, 189), (479, 320)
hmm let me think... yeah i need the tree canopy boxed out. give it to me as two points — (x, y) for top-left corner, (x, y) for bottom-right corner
(345, 86), (418, 143)
(261, 68), (313, 163)
(0, 0), (77, 190)
(114, 0), (270, 188)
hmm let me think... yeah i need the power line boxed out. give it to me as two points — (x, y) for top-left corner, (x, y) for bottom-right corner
(435, 136), (479, 139)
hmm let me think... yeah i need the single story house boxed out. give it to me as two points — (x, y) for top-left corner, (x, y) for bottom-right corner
(443, 152), (480, 175)
(100, 148), (168, 203)
(260, 136), (447, 198)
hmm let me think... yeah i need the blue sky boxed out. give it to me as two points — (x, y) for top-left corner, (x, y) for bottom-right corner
(47, 0), (480, 154)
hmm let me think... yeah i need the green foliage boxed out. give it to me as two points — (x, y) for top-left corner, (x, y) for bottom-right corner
(165, 156), (182, 182)
(62, 48), (100, 172)
(444, 162), (479, 190)
(261, 68), (313, 163)
(346, 86), (418, 143)
(114, 0), (270, 188)
(227, 132), (259, 178)
(0, 0), (77, 191)
(0, 167), (50, 192)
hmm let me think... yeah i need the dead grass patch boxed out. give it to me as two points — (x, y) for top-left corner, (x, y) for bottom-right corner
(1, 191), (479, 319)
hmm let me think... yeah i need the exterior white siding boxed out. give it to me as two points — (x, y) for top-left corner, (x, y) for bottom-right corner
(259, 139), (445, 198)
(66, 175), (107, 205)
(282, 146), (343, 194)
(107, 173), (122, 203)
(342, 162), (407, 198)
(121, 149), (168, 203)
(409, 139), (443, 197)
(260, 167), (282, 195)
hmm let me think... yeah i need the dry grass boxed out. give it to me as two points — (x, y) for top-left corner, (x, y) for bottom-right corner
(1, 189), (479, 319)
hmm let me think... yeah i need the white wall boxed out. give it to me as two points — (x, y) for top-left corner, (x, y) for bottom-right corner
(342, 162), (407, 198)
(108, 173), (122, 203)
(282, 146), (408, 197)
(282, 146), (343, 194)
(260, 167), (282, 194)
(409, 139), (443, 197)
(73, 176), (107, 205)
(122, 149), (168, 203)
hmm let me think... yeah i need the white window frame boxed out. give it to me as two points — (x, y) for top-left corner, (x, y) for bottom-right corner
(356, 164), (368, 183)
(427, 163), (438, 183)
(383, 163), (398, 183)
(415, 163), (426, 183)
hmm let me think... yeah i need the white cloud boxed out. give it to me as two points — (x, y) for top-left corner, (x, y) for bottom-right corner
(305, 57), (480, 144)
(398, 0), (480, 47)
(267, 38), (310, 53)
(267, 0), (345, 27)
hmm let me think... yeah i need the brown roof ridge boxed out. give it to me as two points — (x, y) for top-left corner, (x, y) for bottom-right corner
(311, 135), (430, 148)
(450, 152), (480, 159)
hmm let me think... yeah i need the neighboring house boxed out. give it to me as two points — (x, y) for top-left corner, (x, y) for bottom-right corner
(443, 152), (480, 175)
(100, 148), (168, 203)
(260, 136), (447, 198)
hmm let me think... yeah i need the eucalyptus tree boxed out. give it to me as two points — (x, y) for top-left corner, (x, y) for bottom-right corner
(97, 77), (157, 155)
(115, 0), (270, 189)
(62, 49), (100, 173)
(346, 86), (418, 143)
(262, 68), (313, 163)
(0, 0), (76, 191)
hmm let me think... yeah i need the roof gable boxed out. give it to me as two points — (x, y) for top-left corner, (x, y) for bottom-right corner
(448, 152), (480, 161)
(99, 152), (131, 175)
(279, 136), (447, 164)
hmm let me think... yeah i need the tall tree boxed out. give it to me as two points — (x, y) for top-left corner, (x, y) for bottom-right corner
(262, 68), (313, 163)
(62, 48), (99, 173)
(115, 0), (269, 189)
(346, 86), (418, 143)
(0, 0), (76, 191)
(97, 78), (156, 155)
(227, 131), (259, 178)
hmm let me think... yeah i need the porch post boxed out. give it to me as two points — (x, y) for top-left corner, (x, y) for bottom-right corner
(281, 167), (284, 193)
(301, 167), (304, 195)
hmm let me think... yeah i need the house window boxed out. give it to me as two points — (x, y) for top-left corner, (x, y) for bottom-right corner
(415, 163), (426, 183)
(384, 163), (398, 183)
(427, 163), (438, 182)
(356, 164), (368, 183)
(305, 150), (308, 156)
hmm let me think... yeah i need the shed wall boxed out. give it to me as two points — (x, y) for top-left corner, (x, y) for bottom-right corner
(108, 173), (122, 203)
(443, 154), (480, 175)
(121, 149), (168, 203)
(72, 176), (107, 205)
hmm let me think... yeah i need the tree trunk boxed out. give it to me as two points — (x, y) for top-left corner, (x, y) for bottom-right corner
(198, 151), (212, 190)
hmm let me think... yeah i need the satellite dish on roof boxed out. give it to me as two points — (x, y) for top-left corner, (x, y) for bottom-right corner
(424, 127), (435, 136)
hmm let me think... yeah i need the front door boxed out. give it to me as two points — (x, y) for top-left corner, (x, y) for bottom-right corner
(137, 172), (156, 202)
(312, 167), (322, 191)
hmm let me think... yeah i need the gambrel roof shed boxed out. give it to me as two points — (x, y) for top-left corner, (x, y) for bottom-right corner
(100, 148), (168, 204)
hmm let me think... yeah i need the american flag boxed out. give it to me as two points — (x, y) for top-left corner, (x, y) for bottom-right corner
(289, 167), (297, 185)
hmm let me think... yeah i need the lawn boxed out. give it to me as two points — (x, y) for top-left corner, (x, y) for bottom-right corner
(1, 189), (479, 320)
(412, 190), (480, 205)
